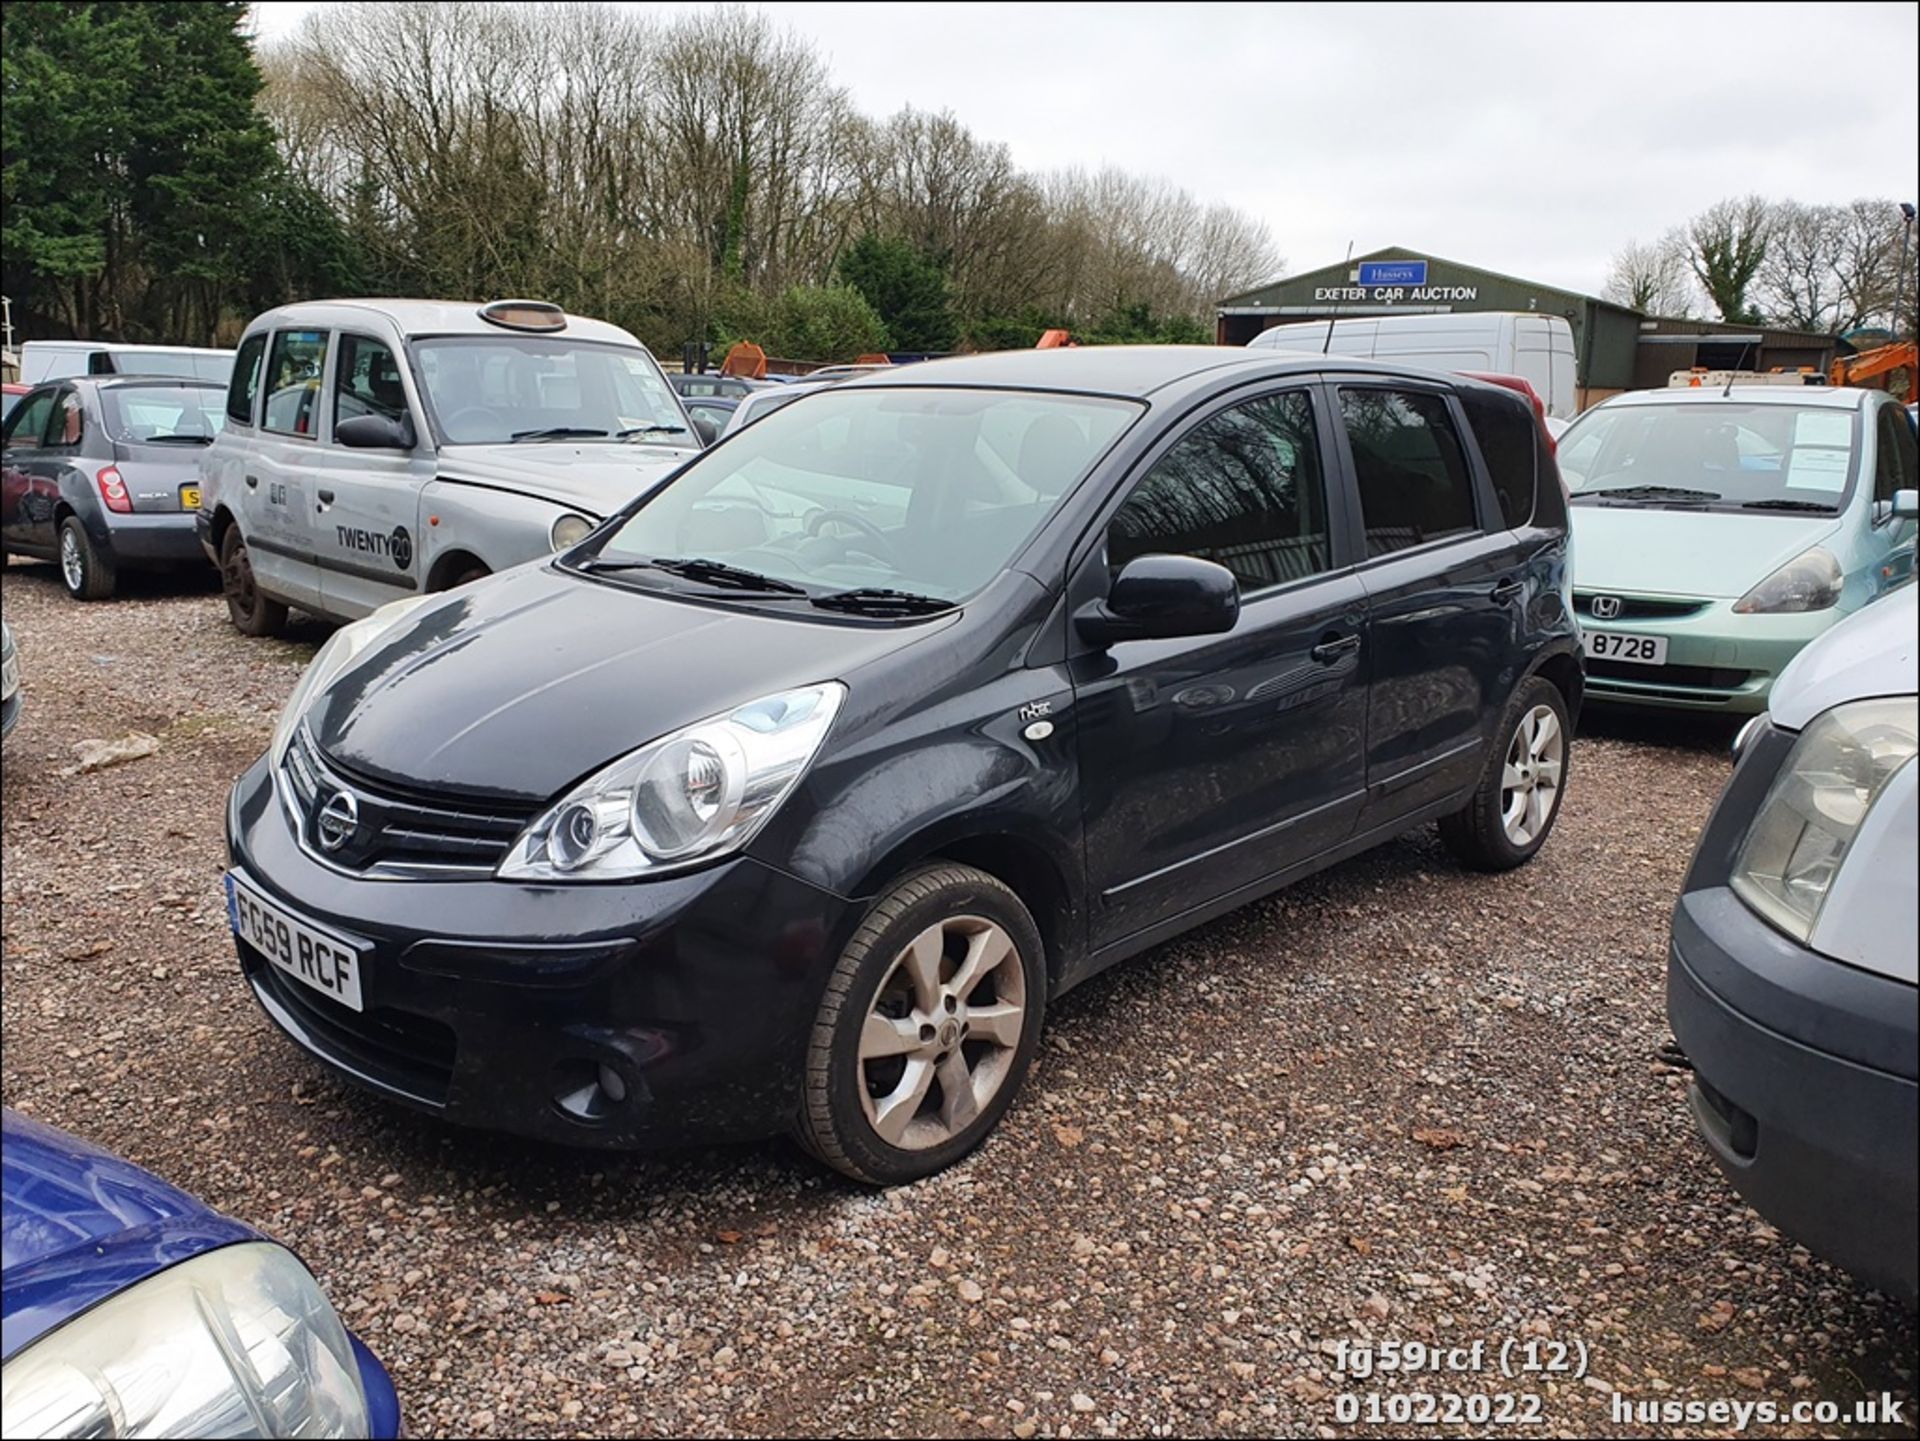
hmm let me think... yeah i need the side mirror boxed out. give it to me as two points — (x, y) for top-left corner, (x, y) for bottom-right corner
(690, 413), (721, 447)
(1074, 554), (1240, 647)
(1894, 488), (1919, 521)
(335, 412), (416, 450)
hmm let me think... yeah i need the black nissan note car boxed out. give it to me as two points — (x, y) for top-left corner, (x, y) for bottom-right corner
(226, 346), (1580, 1184)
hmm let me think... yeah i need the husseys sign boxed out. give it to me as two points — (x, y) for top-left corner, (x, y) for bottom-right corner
(1314, 260), (1477, 304)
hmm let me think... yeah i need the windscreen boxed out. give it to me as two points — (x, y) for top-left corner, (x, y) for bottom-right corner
(590, 386), (1142, 603)
(101, 385), (229, 443)
(411, 336), (687, 445)
(1558, 402), (1859, 512)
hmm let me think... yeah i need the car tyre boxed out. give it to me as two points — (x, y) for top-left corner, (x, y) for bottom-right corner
(58, 515), (117, 601)
(1439, 675), (1570, 872)
(220, 527), (287, 637)
(797, 864), (1045, 1185)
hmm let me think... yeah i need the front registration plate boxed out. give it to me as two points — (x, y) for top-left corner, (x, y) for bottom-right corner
(179, 485), (201, 511)
(226, 873), (364, 1012)
(1584, 630), (1668, 666)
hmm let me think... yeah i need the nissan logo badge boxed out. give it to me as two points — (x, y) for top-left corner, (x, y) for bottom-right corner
(316, 789), (361, 852)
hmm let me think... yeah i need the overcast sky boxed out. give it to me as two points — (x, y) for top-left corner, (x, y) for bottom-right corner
(247, 1), (1919, 297)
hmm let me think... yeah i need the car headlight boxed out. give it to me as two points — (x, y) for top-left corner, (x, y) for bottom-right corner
(0, 1242), (370, 1439)
(499, 682), (844, 881)
(550, 512), (595, 551)
(1732, 545), (1842, 614)
(1730, 696), (1918, 941)
(269, 595), (436, 767)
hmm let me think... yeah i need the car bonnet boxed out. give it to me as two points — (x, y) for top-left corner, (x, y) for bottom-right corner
(1, 1109), (259, 1359)
(435, 441), (701, 519)
(1767, 584), (1919, 731)
(1570, 507), (1841, 600)
(306, 560), (958, 805)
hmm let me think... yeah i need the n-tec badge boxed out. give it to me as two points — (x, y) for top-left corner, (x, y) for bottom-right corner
(315, 789), (361, 852)
(1590, 595), (1623, 619)
(1017, 700), (1052, 722)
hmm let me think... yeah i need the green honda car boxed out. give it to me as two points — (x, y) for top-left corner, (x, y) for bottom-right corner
(1561, 385), (1918, 714)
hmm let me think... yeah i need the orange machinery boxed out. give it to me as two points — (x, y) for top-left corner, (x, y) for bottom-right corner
(1830, 341), (1917, 402)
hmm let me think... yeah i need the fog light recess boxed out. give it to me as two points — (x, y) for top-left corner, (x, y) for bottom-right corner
(552, 1058), (632, 1122)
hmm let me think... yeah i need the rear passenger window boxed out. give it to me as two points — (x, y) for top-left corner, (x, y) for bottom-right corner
(227, 332), (268, 425)
(3, 390), (57, 451)
(1457, 387), (1536, 527)
(1339, 388), (1479, 557)
(1875, 404), (1917, 506)
(334, 334), (409, 430)
(1109, 390), (1330, 592)
(262, 329), (329, 437)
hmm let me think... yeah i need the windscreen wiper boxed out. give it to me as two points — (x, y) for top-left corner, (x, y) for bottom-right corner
(574, 555), (809, 595)
(1578, 485), (1721, 504)
(810, 587), (955, 616)
(1740, 498), (1837, 513)
(616, 423), (689, 440)
(511, 426), (609, 442)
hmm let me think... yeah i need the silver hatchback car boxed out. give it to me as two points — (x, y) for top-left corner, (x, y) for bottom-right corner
(198, 299), (704, 634)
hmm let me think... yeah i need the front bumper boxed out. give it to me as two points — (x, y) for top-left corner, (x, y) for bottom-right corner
(1668, 887), (1918, 1301)
(226, 756), (856, 1148)
(101, 510), (207, 567)
(1579, 598), (1841, 714)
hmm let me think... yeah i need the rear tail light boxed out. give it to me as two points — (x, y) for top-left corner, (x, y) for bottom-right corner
(96, 465), (132, 514)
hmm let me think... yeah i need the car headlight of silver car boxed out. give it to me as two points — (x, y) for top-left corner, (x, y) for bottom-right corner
(550, 513), (595, 551)
(499, 682), (845, 881)
(1730, 696), (1918, 942)
(1731, 545), (1842, 614)
(269, 595), (437, 768)
(0, 1242), (370, 1439)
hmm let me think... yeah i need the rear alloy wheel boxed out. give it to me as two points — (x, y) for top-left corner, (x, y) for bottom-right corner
(798, 864), (1045, 1184)
(1439, 675), (1570, 871)
(58, 516), (116, 600)
(219, 527), (288, 637)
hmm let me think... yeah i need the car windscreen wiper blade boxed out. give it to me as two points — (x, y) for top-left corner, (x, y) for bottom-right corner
(1740, 498), (1838, 512)
(574, 554), (810, 595)
(810, 587), (956, 616)
(616, 424), (689, 440)
(1576, 485), (1721, 504)
(510, 426), (609, 442)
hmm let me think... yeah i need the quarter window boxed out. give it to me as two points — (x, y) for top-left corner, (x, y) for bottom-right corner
(227, 332), (268, 425)
(262, 329), (330, 437)
(51, 391), (84, 447)
(1339, 388), (1479, 557)
(1875, 404), (1917, 506)
(1108, 390), (1331, 592)
(334, 334), (409, 432)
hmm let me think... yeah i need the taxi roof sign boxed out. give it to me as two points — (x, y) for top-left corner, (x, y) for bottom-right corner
(479, 300), (567, 333)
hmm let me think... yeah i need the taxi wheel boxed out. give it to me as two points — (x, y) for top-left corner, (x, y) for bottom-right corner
(797, 864), (1045, 1186)
(220, 527), (287, 637)
(58, 516), (117, 601)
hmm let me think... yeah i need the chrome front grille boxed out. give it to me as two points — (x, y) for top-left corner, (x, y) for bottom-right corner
(1573, 592), (1710, 621)
(280, 727), (535, 878)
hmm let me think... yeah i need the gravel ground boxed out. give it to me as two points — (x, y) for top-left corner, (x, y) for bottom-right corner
(2, 557), (1914, 1440)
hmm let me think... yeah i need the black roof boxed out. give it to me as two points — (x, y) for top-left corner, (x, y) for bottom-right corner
(849, 344), (1443, 401)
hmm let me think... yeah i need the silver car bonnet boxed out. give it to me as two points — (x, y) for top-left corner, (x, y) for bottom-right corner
(1768, 583), (1918, 731)
(432, 440), (700, 519)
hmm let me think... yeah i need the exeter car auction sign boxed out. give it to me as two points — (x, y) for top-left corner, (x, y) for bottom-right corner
(1314, 258), (1479, 305)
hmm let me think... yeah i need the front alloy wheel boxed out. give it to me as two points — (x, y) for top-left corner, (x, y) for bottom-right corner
(799, 864), (1045, 1184)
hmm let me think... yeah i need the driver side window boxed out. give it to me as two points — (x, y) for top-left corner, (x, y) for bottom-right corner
(1875, 404), (1917, 506)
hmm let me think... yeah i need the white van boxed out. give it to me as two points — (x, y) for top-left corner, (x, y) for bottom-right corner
(1247, 312), (1578, 419)
(199, 298), (703, 635)
(20, 341), (235, 386)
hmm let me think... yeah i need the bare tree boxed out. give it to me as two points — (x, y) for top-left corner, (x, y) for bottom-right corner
(1603, 230), (1694, 316)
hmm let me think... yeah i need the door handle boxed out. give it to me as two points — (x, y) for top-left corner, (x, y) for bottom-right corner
(1310, 632), (1362, 664)
(1491, 578), (1524, 604)
(244, 474), (259, 489)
